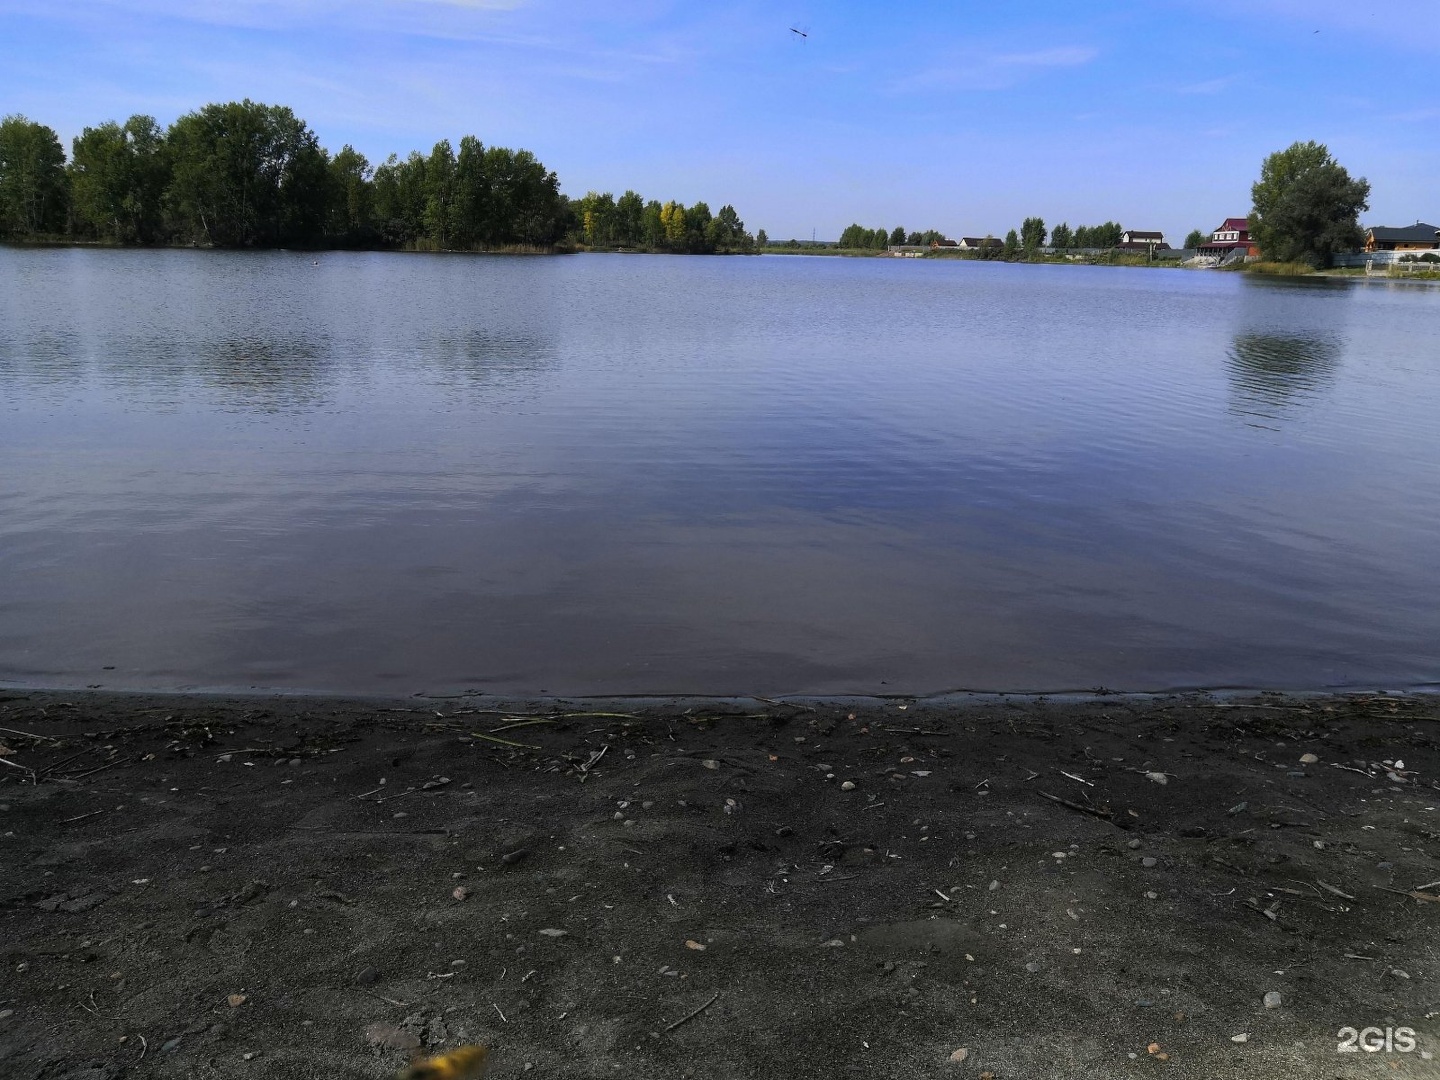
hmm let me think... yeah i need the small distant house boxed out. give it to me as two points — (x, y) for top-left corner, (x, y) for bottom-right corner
(956, 236), (1002, 250)
(930, 237), (959, 248)
(1118, 230), (1167, 249)
(1364, 222), (1440, 252)
(1198, 217), (1256, 256)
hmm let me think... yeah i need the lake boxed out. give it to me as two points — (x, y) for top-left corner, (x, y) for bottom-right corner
(2, 247), (1438, 697)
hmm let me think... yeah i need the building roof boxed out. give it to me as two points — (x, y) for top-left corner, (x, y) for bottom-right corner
(958, 236), (1002, 246)
(1367, 222), (1440, 243)
(1123, 230), (1165, 240)
(1216, 217), (1249, 232)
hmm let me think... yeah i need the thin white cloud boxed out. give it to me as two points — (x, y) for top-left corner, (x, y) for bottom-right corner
(1175, 74), (1242, 95)
(894, 46), (1099, 93)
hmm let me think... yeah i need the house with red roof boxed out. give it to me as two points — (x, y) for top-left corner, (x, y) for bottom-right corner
(1198, 217), (1257, 256)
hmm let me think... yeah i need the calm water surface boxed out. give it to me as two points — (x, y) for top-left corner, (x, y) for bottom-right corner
(2, 248), (1438, 695)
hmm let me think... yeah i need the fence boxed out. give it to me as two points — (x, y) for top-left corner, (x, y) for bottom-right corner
(1331, 250), (1440, 269)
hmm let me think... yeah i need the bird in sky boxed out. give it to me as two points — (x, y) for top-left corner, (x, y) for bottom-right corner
(790, 26), (808, 39)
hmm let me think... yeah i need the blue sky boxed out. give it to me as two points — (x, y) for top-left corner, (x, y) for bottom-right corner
(3, 0), (1438, 244)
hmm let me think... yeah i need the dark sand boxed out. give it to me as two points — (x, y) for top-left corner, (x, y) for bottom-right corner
(1, 689), (1437, 1079)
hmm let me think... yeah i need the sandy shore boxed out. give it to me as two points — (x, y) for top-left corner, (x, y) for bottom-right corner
(1, 688), (1437, 1079)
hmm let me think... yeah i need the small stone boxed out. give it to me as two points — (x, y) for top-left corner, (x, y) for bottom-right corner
(988, 879), (1000, 891)
(684, 940), (706, 951)
(302, 928), (316, 936)
(160, 1038), (182, 1054)
(1141, 857), (1157, 868)
(702, 759), (719, 770)
(1127, 839), (1142, 849)
(1024, 961), (1040, 973)
(1144, 891), (1158, 899)
(1231, 1033), (1250, 1043)
(538, 928), (567, 937)
(243, 1051), (261, 1061)
(450, 959), (467, 969)
(775, 826), (793, 837)
(948, 1047), (970, 1063)
(452, 886), (470, 901)
(289, 758), (302, 767)
(227, 994), (247, 1007)
(1262, 991), (1282, 1009)
(1144, 771), (1168, 784)
(1299, 753), (1318, 764)
(0, 1008), (12, 1019)
(840, 781), (856, 791)
(1389, 968), (1410, 979)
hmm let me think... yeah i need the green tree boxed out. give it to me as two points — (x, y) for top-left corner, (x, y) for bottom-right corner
(615, 190), (644, 247)
(1020, 216), (1046, 253)
(1050, 222), (1072, 250)
(68, 115), (168, 243)
(889, 225), (905, 246)
(1002, 228), (1019, 259)
(0, 114), (68, 237)
(685, 200), (713, 252)
(372, 151), (427, 246)
(165, 100), (328, 246)
(326, 144), (373, 244)
(756, 228), (768, 247)
(1183, 228), (1207, 249)
(423, 139), (457, 248)
(1250, 140), (1369, 267)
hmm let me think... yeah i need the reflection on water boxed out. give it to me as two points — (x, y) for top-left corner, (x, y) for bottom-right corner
(199, 336), (333, 412)
(1227, 333), (1341, 419)
(2, 248), (1440, 696)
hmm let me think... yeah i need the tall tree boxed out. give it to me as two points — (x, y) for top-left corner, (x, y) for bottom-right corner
(68, 115), (167, 243)
(1002, 228), (1019, 259)
(423, 139), (457, 248)
(889, 225), (905, 246)
(326, 144), (373, 244)
(1250, 140), (1369, 267)
(165, 100), (328, 246)
(615, 190), (644, 247)
(0, 115), (68, 237)
(1050, 222), (1072, 250)
(1183, 228), (1206, 249)
(1020, 216), (1046, 252)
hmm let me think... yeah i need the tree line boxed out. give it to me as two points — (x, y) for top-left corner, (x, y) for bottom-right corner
(0, 102), (756, 253)
(571, 190), (755, 254)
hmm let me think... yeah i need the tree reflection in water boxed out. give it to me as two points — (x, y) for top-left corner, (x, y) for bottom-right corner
(1226, 332), (1341, 421)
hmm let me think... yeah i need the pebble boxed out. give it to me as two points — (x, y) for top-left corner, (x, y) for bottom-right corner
(243, 1051), (261, 1061)
(452, 887), (470, 901)
(988, 880), (1000, 891)
(840, 781), (856, 791)
(160, 1038), (182, 1054)
(1126, 839), (1142, 849)
(1141, 857), (1158, 868)
(1299, 753), (1318, 764)
(1231, 1033), (1250, 1043)
(538, 928), (567, 937)
(1263, 991), (1282, 1009)
(450, 959), (467, 969)
(289, 758), (302, 767)
(948, 1048), (970, 1063)
(1024, 961), (1041, 973)
(702, 759), (719, 770)
(0, 1008), (12, 1019)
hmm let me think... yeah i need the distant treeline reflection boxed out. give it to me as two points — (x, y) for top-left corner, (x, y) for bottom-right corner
(0, 103), (757, 254)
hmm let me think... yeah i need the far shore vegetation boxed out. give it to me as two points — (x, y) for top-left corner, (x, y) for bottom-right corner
(0, 101), (758, 255)
(0, 118), (1389, 277)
